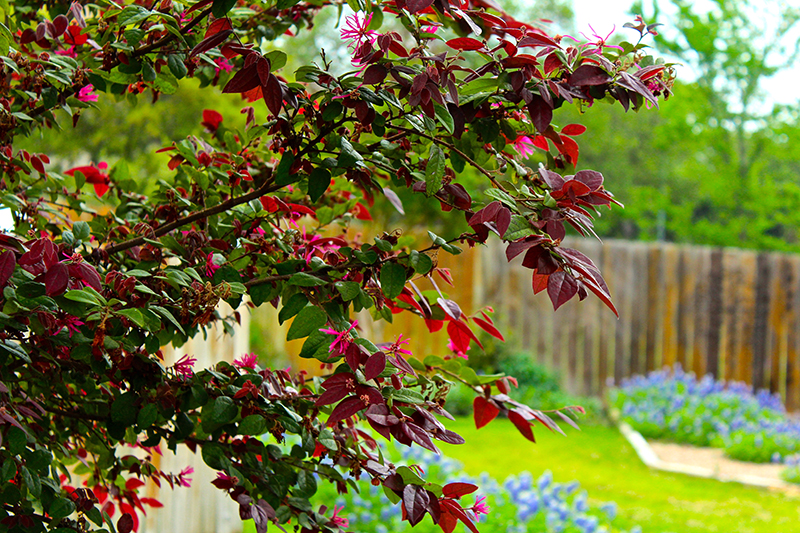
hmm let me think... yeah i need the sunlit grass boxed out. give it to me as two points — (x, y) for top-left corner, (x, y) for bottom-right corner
(440, 418), (800, 533)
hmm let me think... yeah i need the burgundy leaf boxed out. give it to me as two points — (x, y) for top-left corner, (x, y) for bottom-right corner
(508, 409), (536, 442)
(222, 63), (260, 94)
(364, 351), (386, 381)
(363, 64), (388, 85)
(189, 29), (233, 57)
(496, 207), (511, 237)
(616, 71), (658, 108)
(256, 57), (271, 85)
(555, 409), (581, 431)
(315, 385), (350, 407)
(547, 270), (578, 311)
(403, 484), (430, 526)
(568, 65), (612, 86)
(505, 236), (546, 262)
(327, 395), (366, 426)
(117, 513), (134, 533)
(69, 262), (102, 291)
(468, 201), (501, 227)
(406, 0), (435, 12)
(573, 170), (603, 191)
(560, 179), (591, 197)
(404, 422), (439, 453)
(0, 251), (15, 288)
(540, 168), (565, 190)
(434, 429), (465, 444)
(440, 499), (480, 533)
(517, 33), (560, 48)
(443, 482), (478, 499)
(44, 263), (69, 296)
(527, 94), (552, 133)
(472, 396), (499, 429)
(264, 73), (283, 116)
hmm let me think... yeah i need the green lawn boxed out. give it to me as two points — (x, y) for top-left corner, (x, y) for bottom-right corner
(439, 418), (800, 533)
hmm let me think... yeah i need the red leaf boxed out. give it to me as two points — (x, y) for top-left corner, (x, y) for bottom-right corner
(117, 513), (134, 533)
(189, 29), (233, 58)
(69, 262), (102, 291)
(442, 482), (478, 499)
(439, 509), (458, 533)
(406, 0), (435, 13)
(472, 317), (504, 341)
(446, 37), (484, 51)
(364, 351), (386, 381)
(222, 63), (260, 94)
(263, 73), (283, 116)
(547, 270), (578, 311)
(532, 272), (548, 294)
(556, 135), (579, 165)
(388, 40), (409, 57)
(447, 319), (481, 353)
(363, 64), (388, 85)
(44, 263), (69, 296)
(568, 65), (612, 86)
(439, 499), (479, 533)
(517, 33), (560, 48)
(31, 155), (45, 174)
(327, 396), (366, 426)
(205, 17), (233, 38)
(502, 54), (540, 68)
(508, 410), (536, 442)
(0, 251), (15, 288)
(472, 396), (499, 429)
(527, 94), (552, 133)
(403, 484), (430, 526)
(561, 124), (586, 136)
(496, 207), (511, 237)
(506, 237), (546, 262)
(532, 135), (549, 151)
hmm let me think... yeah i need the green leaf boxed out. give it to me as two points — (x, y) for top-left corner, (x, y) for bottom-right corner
(286, 306), (327, 341)
(296, 470), (317, 498)
(485, 187), (517, 208)
(111, 392), (138, 426)
(49, 497), (76, 522)
(1, 459), (16, 484)
(503, 215), (535, 240)
(433, 103), (455, 135)
(334, 281), (360, 301)
(212, 0), (237, 17)
(137, 403), (159, 429)
(151, 305), (186, 335)
(154, 70), (179, 94)
(317, 428), (337, 451)
(308, 168), (331, 203)
(409, 251), (433, 274)
(391, 388), (425, 404)
(238, 414), (267, 435)
(116, 308), (145, 328)
(274, 152), (297, 186)
(64, 289), (103, 306)
(425, 145), (445, 196)
(338, 137), (363, 168)
(73, 221), (91, 241)
(208, 396), (239, 426)
(264, 50), (288, 71)
(250, 282), (281, 307)
(168, 54), (188, 79)
(20, 466), (41, 498)
(380, 263), (406, 300)
(278, 293), (309, 324)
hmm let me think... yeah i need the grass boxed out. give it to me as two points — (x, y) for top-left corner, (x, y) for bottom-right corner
(438, 417), (800, 533)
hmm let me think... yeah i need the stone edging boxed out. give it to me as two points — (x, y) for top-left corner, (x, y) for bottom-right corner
(617, 420), (795, 490)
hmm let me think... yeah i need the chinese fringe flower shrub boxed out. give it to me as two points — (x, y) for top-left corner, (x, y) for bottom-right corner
(611, 366), (800, 479)
(314, 440), (638, 533)
(0, 0), (674, 531)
